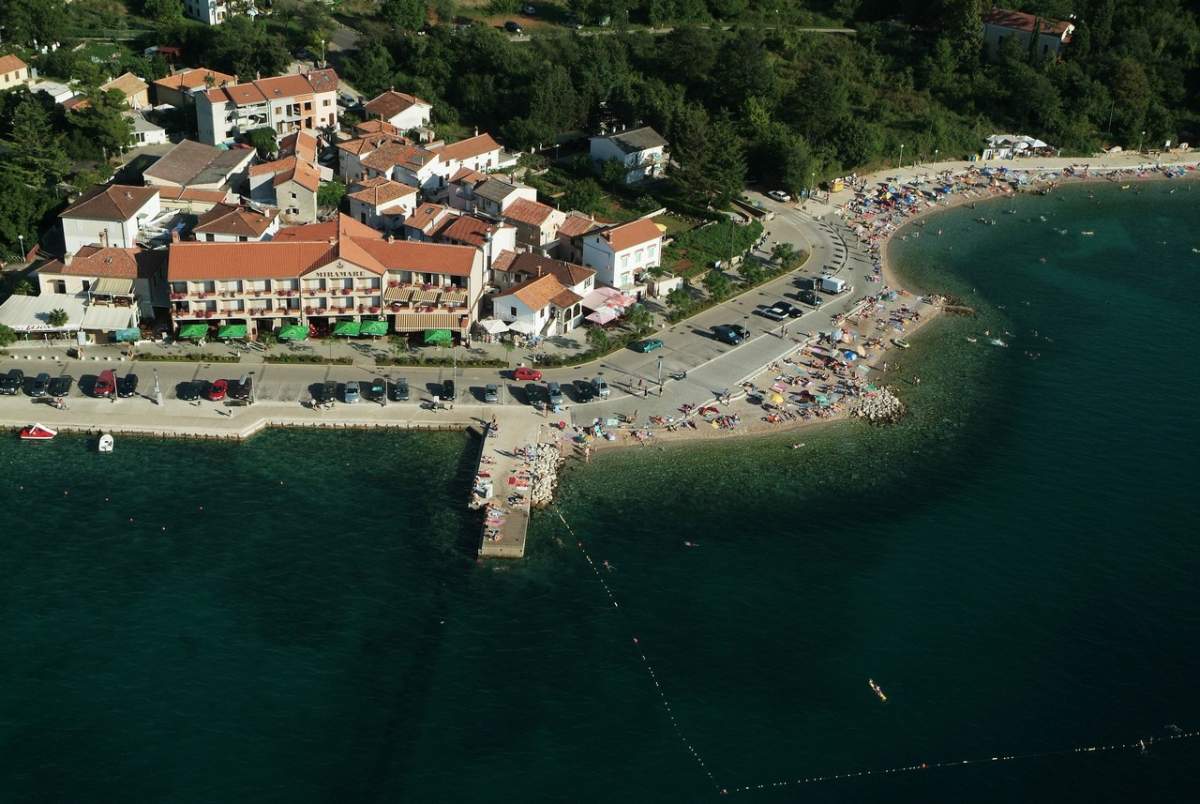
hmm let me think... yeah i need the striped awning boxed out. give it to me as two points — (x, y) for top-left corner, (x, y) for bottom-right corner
(391, 312), (467, 332)
(92, 277), (134, 295)
(384, 286), (413, 303)
(413, 289), (440, 303)
(441, 289), (467, 305)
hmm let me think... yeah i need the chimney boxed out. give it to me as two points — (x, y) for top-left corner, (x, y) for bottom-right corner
(170, 229), (181, 243)
(63, 252), (74, 266)
(474, 127), (479, 137)
(386, 233), (394, 243)
(100, 230), (109, 248)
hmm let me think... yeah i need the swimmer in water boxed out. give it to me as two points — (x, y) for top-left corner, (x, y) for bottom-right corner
(684, 541), (698, 548)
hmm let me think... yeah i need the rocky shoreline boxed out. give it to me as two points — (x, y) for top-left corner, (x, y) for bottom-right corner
(852, 385), (906, 424)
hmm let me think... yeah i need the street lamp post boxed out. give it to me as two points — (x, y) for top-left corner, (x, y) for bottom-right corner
(17, 234), (24, 262)
(153, 368), (163, 406)
(656, 355), (663, 388)
(1138, 130), (1146, 153)
(898, 143), (905, 170)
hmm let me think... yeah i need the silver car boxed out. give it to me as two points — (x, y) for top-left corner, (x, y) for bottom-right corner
(591, 376), (610, 399)
(343, 381), (361, 403)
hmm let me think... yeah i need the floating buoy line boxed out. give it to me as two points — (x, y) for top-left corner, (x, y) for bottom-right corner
(557, 511), (1200, 798)
(555, 509), (723, 794)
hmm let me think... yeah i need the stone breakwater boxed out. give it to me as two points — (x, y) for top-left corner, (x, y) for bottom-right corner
(853, 386), (906, 424)
(529, 443), (565, 508)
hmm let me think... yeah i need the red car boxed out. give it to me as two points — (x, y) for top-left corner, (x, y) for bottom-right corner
(513, 366), (542, 381)
(207, 379), (228, 401)
(94, 369), (116, 398)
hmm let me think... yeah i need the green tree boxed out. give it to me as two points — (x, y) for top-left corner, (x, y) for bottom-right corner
(244, 127), (278, 158)
(771, 242), (800, 269)
(703, 269), (731, 298)
(381, 0), (428, 29)
(0, 323), (16, 347)
(344, 41), (396, 100)
(2, 96), (71, 187)
(141, 0), (183, 24)
(665, 286), (691, 312)
(624, 303), (652, 335)
(562, 178), (604, 214)
(204, 16), (291, 78)
(11, 279), (35, 296)
(669, 104), (745, 209)
(47, 308), (70, 328)
(318, 180), (348, 210)
(0, 166), (57, 255)
(585, 325), (609, 353)
(0, 0), (67, 48)
(69, 90), (134, 158)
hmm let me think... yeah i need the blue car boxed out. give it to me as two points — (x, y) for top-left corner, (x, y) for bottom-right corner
(631, 338), (664, 353)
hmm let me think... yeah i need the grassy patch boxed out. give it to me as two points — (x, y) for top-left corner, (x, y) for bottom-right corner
(664, 219), (763, 275)
(265, 354), (355, 365)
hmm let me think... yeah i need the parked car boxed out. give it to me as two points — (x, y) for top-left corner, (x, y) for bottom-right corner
(228, 376), (253, 401)
(0, 369), (23, 395)
(388, 378), (410, 402)
(344, 381), (361, 404)
(94, 369), (116, 398)
(795, 277), (817, 291)
(771, 300), (803, 318)
(317, 381), (337, 405)
(368, 377), (387, 401)
(799, 289), (823, 306)
(573, 379), (594, 402)
(513, 366), (542, 381)
(48, 375), (73, 397)
(631, 338), (664, 353)
(547, 381), (564, 407)
(177, 381), (202, 401)
(30, 372), (50, 397)
(504, 20), (523, 33)
(714, 324), (748, 345)
(207, 379), (228, 401)
(591, 376), (610, 399)
(441, 379), (455, 402)
(767, 190), (792, 202)
(521, 3), (536, 13)
(757, 305), (787, 322)
(484, 383), (499, 403)
(117, 373), (139, 398)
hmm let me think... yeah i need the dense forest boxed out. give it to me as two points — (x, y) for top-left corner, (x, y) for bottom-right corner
(0, 0), (1198, 254)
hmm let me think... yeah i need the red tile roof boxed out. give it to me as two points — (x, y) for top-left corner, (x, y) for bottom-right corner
(982, 8), (1072, 36)
(434, 132), (501, 163)
(279, 130), (318, 164)
(598, 218), (663, 251)
(205, 69), (338, 106)
(40, 245), (162, 279)
(61, 185), (158, 221)
(153, 67), (236, 92)
(193, 203), (278, 238)
(558, 212), (602, 238)
(100, 72), (148, 100)
(434, 215), (498, 248)
(169, 240), (334, 280)
(0, 54), (29, 74)
(361, 142), (438, 173)
(364, 90), (430, 121)
(494, 273), (573, 312)
(405, 203), (453, 234)
(503, 198), (556, 227)
(354, 119), (402, 137)
(346, 179), (416, 207)
(509, 252), (595, 289)
(250, 156), (320, 193)
(491, 249), (516, 273)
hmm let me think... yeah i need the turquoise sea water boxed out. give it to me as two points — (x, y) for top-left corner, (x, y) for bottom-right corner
(2, 183), (1199, 802)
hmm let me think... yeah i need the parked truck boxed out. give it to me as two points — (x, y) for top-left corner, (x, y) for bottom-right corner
(819, 275), (847, 294)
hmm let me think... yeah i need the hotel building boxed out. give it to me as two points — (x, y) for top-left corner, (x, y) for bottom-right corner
(167, 215), (484, 340)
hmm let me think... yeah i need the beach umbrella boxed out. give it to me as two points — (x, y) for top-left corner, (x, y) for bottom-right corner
(770, 392), (785, 405)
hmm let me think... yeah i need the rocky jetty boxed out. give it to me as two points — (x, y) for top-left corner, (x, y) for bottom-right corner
(853, 386), (906, 424)
(529, 442), (564, 507)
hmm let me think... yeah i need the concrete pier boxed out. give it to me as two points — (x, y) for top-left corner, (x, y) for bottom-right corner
(474, 409), (558, 559)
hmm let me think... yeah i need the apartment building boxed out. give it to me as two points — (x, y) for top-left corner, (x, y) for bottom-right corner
(196, 69), (339, 145)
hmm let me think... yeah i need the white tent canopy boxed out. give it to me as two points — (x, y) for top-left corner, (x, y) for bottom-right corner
(476, 318), (510, 335)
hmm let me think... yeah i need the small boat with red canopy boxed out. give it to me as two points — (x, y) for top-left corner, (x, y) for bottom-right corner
(19, 423), (57, 440)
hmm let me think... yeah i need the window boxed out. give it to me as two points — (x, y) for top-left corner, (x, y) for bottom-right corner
(510, 306), (517, 316)
(205, 233), (215, 242)
(82, 280), (91, 292)
(304, 102), (312, 111)
(620, 254), (629, 269)
(323, 99), (331, 107)
(635, 248), (644, 264)
(239, 236), (247, 242)
(647, 244), (657, 259)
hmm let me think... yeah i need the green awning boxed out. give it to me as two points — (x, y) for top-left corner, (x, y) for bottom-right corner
(333, 320), (361, 336)
(178, 323), (209, 340)
(277, 324), (309, 341)
(360, 319), (388, 336)
(424, 328), (452, 345)
(217, 324), (248, 339)
(114, 328), (140, 342)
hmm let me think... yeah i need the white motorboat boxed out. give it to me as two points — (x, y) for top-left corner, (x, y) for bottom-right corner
(98, 433), (114, 453)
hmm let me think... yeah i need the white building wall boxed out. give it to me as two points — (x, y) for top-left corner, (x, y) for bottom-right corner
(62, 196), (160, 254)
